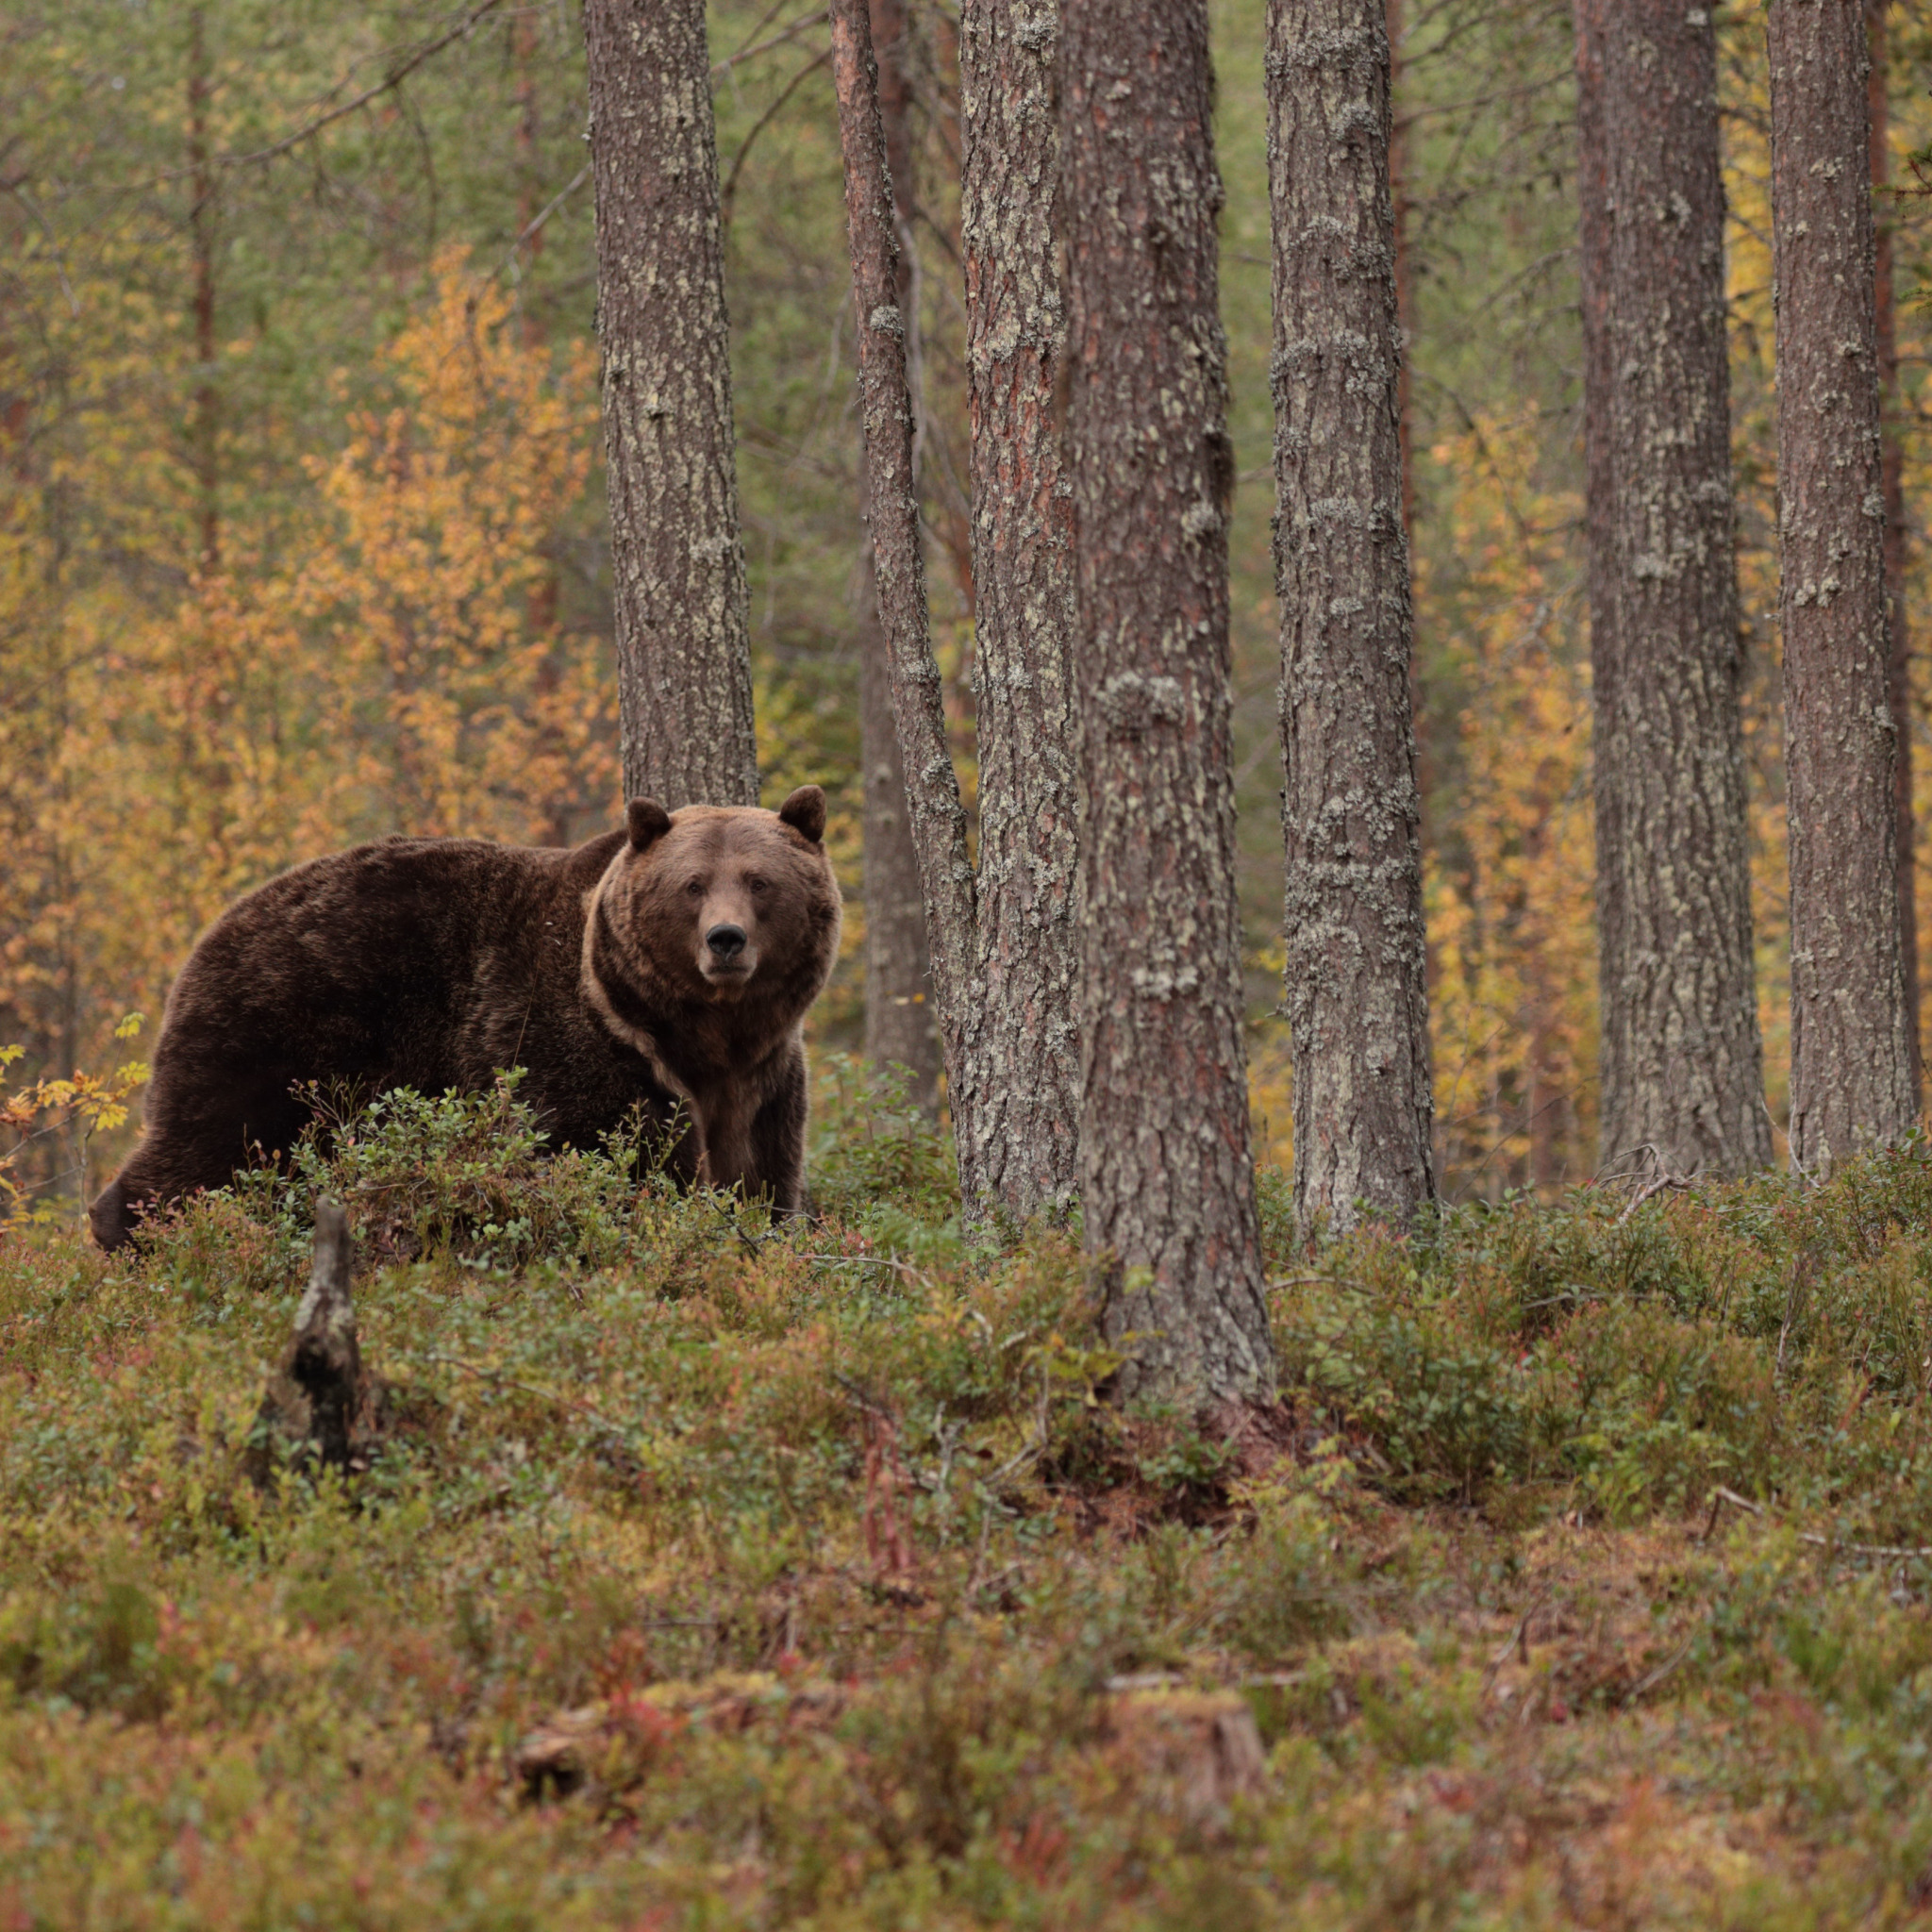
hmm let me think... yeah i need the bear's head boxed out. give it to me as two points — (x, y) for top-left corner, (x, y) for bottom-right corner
(588, 787), (842, 1028)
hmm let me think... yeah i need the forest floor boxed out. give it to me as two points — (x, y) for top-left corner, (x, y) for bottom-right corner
(8, 1070), (1932, 1927)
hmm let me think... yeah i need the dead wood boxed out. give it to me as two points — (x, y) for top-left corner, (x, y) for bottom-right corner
(245, 1199), (389, 1485)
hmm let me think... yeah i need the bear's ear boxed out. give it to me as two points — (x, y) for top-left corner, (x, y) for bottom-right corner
(626, 798), (673, 852)
(777, 785), (826, 843)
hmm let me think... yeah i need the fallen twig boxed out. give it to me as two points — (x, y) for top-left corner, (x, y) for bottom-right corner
(1703, 1485), (1932, 1562)
(1624, 1635), (1696, 1704)
(1485, 1593), (1550, 1684)
(1617, 1166), (1693, 1224)
(1266, 1274), (1384, 1296)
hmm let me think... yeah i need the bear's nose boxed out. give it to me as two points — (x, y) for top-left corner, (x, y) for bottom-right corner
(707, 923), (748, 962)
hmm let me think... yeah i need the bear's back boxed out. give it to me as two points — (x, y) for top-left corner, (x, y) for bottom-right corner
(160, 831), (626, 1098)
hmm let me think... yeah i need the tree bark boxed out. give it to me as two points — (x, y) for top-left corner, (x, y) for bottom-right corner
(1770, 0), (1913, 1169)
(1059, 0), (1275, 1403)
(1386, 0), (1416, 545)
(957, 0), (1081, 1219)
(858, 0), (942, 1109)
(584, 0), (759, 808)
(1574, 0), (1622, 1165)
(1868, 0), (1920, 1110)
(1268, 0), (1436, 1234)
(829, 0), (978, 1137)
(245, 1202), (387, 1484)
(1573, 0), (1770, 1177)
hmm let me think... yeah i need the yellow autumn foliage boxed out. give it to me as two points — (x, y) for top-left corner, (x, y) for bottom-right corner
(1421, 410), (1597, 1195)
(0, 248), (614, 1197)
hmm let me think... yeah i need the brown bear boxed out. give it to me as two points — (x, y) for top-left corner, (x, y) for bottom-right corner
(88, 788), (841, 1250)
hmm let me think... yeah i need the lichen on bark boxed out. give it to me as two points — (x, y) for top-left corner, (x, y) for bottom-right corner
(1266, 0), (1436, 1236)
(858, 0), (941, 1112)
(584, 0), (759, 809)
(1574, 0), (1770, 1177)
(829, 0), (979, 1164)
(1058, 0), (1275, 1403)
(1770, 0), (1913, 1170)
(956, 0), (1081, 1221)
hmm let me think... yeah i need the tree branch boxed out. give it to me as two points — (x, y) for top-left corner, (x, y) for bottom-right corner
(217, 0), (512, 170)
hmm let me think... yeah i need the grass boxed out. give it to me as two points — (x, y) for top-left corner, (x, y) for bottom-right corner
(9, 1078), (1932, 1925)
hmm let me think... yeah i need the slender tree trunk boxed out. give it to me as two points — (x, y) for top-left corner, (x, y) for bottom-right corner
(1574, 0), (1770, 1177)
(1389, 0), (1433, 1007)
(187, 8), (219, 577)
(1268, 0), (1436, 1233)
(512, 6), (573, 849)
(858, 0), (942, 1109)
(584, 0), (759, 808)
(1573, 1), (1622, 1167)
(1868, 0), (1921, 1109)
(1386, 0), (1416, 545)
(957, 0), (1081, 1219)
(828, 0), (978, 1137)
(1059, 0), (1274, 1404)
(1771, 0), (1913, 1169)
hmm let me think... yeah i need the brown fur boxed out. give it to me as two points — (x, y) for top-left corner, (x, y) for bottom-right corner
(89, 788), (841, 1249)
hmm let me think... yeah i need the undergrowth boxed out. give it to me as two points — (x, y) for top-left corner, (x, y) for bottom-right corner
(8, 1074), (1932, 1924)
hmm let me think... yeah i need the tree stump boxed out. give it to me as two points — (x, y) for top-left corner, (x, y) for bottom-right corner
(1106, 1688), (1268, 1834)
(245, 1199), (387, 1484)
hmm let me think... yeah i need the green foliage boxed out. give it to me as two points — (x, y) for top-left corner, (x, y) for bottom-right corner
(11, 1098), (1932, 1918)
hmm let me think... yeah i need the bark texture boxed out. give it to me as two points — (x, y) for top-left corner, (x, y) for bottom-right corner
(244, 1202), (388, 1485)
(1267, 0), (1436, 1233)
(829, 0), (979, 1138)
(1868, 0), (1921, 1108)
(1574, 0), (1770, 1176)
(858, 477), (941, 1107)
(1770, 0), (1913, 1168)
(584, 0), (759, 808)
(858, 0), (942, 1108)
(1573, 0), (1623, 1155)
(1059, 0), (1275, 1402)
(958, 0), (1082, 1219)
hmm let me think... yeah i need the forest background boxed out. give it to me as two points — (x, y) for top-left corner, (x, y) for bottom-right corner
(8, 0), (1927, 1206)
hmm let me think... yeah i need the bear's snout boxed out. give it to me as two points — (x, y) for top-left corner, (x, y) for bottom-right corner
(707, 923), (748, 963)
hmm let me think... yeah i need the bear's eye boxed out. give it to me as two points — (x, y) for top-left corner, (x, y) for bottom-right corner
(685, 879), (705, 899)
(745, 874), (769, 895)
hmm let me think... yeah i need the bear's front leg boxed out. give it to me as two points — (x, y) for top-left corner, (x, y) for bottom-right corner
(739, 1039), (809, 1216)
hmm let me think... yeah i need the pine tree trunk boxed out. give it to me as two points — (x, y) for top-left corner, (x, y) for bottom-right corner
(1267, 0), (1436, 1233)
(829, 0), (979, 1141)
(1573, 0), (1623, 1164)
(1059, 0), (1275, 1404)
(957, 0), (1081, 1219)
(858, 0), (942, 1110)
(1574, 0), (1770, 1177)
(858, 548), (941, 1106)
(1868, 0), (1921, 1109)
(1771, 0), (1913, 1169)
(1386, 0), (1416, 545)
(584, 0), (759, 808)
